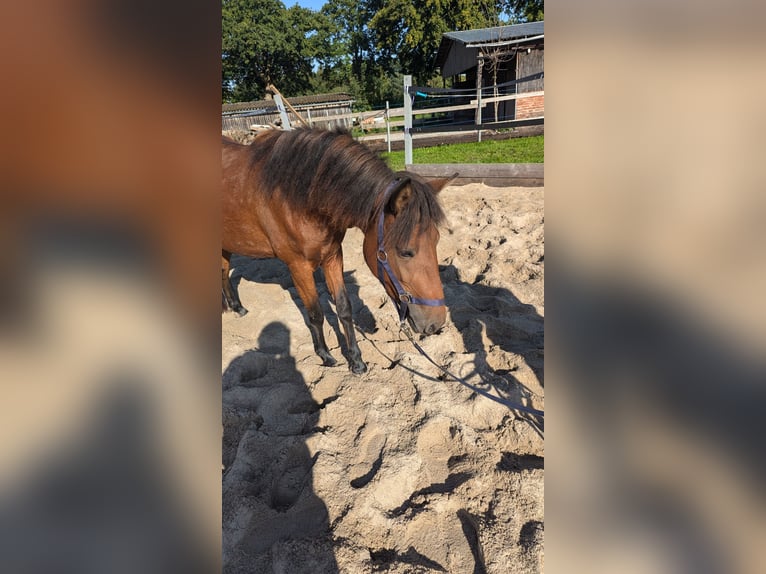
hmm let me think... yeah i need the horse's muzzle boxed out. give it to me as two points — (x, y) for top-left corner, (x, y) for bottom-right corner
(408, 306), (446, 336)
(423, 321), (443, 336)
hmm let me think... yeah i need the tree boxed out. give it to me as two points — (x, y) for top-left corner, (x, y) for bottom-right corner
(320, 0), (377, 82)
(369, 0), (505, 84)
(503, 0), (544, 22)
(222, 0), (326, 102)
(307, 0), (406, 110)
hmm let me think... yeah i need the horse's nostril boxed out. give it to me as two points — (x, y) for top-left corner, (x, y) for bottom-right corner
(426, 323), (438, 335)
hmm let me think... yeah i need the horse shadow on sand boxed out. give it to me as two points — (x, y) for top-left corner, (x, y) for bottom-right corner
(222, 321), (339, 573)
(229, 256), (544, 412)
(228, 254), (379, 359)
(439, 263), (544, 429)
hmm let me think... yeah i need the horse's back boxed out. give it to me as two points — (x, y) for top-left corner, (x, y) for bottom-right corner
(222, 132), (329, 262)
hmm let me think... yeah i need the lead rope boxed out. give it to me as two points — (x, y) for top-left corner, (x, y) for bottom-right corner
(375, 177), (543, 420)
(399, 322), (545, 419)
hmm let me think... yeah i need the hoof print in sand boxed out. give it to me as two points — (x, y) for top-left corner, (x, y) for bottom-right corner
(349, 431), (386, 489)
(349, 448), (384, 489)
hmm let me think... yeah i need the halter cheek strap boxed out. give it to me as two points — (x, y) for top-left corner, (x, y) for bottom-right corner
(376, 178), (446, 324)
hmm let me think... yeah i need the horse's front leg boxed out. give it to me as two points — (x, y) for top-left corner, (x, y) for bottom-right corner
(322, 248), (367, 374)
(222, 253), (247, 316)
(287, 260), (337, 368)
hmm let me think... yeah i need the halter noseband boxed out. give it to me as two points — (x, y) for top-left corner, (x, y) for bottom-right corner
(376, 177), (446, 324)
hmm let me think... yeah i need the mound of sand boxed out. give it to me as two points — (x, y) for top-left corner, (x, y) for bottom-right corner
(222, 183), (544, 573)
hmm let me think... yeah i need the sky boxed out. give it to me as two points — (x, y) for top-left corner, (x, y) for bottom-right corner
(287, 0), (325, 11)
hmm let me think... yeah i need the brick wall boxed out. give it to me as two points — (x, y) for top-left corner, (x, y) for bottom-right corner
(516, 94), (544, 119)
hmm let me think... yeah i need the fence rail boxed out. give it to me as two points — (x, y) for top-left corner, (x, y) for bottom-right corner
(257, 83), (543, 137)
(225, 75), (543, 161)
(409, 116), (544, 134)
(402, 74), (544, 164)
(469, 90), (545, 106)
(407, 163), (543, 186)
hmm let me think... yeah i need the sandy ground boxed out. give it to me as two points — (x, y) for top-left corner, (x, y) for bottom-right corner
(222, 183), (544, 573)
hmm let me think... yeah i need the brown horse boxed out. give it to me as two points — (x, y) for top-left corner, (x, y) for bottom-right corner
(222, 128), (453, 374)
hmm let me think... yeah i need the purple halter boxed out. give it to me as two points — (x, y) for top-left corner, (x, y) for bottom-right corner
(376, 177), (446, 324)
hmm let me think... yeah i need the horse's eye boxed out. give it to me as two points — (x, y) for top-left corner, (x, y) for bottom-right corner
(398, 249), (415, 259)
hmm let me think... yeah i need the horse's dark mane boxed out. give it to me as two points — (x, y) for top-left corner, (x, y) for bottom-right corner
(244, 127), (444, 247)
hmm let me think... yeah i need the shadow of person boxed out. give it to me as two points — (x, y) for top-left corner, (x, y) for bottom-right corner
(440, 263), (544, 425)
(551, 261), (766, 571)
(222, 322), (338, 574)
(0, 378), (216, 574)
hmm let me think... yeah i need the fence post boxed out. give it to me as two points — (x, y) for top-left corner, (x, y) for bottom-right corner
(475, 57), (483, 142)
(403, 75), (413, 166)
(385, 101), (392, 154)
(273, 92), (292, 130)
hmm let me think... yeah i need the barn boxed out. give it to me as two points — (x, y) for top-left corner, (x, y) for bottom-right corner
(222, 92), (355, 132)
(434, 21), (544, 124)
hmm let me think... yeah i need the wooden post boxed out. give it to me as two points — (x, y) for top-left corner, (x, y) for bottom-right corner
(385, 101), (391, 154)
(266, 84), (311, 129)
(272, 92), (292, 130)
(475, 56), (484, 142)
(403, 75), (413, 166)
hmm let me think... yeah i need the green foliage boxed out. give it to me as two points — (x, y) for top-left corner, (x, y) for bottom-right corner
(222, 0), (543, 106)
(503, 0), (543, 22)
(321, 0), (378, 81)
(222, 0), (329, 101)
(369, 0), (504, 84)
(381, 135), (544, 171)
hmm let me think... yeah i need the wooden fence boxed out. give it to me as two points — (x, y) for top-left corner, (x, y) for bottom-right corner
(312, 77), (544, 162)
(222, 79), (543, 181)
(407, 163), (543, 187)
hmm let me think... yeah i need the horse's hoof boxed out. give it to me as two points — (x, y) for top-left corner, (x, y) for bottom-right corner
(350, 360), (367, 375)
(321, 355), (337, 367)
(235, 306), (248, 317)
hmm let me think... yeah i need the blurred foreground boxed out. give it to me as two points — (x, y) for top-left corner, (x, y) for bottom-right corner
(1, 2), (220, 572)
(547, 2), (766, 573)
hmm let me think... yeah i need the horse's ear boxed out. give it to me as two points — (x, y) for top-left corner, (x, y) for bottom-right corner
(389, 185), (412, 215)
(386, 175), (412, 215)
(428, 172), (459, 193)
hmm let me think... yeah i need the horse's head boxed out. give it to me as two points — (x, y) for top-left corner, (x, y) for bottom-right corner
(363, 173), (455, 335)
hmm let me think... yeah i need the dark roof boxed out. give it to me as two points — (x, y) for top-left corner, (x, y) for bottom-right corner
(443, 21), (543, 46)
(223, 92), (354, 115)
(435, 21), (544, 76)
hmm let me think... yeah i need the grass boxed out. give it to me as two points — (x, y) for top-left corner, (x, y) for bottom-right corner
(380, 135), (544, 172)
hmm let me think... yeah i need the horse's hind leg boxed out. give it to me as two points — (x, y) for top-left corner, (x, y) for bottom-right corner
(322, 248), (367, 374)
(222, 252), (247, 316)
(287, 260), (337, 367)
